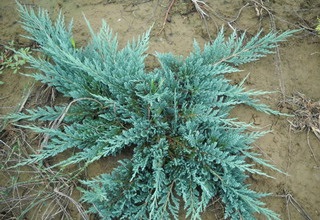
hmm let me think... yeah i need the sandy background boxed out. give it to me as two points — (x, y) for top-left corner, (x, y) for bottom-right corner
(0, 0), (319, 219)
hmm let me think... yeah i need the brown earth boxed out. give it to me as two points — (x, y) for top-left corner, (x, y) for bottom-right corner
(0, 0), (319, 219)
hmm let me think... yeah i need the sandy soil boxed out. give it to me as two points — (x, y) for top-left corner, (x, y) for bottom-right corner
(0, 0), (319, 219)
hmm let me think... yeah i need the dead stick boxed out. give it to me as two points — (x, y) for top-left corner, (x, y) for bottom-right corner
(158, 0), (176, 35)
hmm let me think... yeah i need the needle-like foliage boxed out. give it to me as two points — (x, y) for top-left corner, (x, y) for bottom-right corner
(9, 3), (297, 219)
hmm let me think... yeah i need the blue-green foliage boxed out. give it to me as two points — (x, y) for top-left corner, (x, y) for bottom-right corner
(10, 3), (297, 219)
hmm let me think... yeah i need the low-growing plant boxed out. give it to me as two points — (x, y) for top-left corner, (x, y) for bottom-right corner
(8, 3), (297, 219)
(0, 41), (31, 84)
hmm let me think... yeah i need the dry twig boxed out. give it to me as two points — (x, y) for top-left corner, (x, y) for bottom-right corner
(274, 192), (312, 220)
(285, 92), (320, 141)
(284, 92), (320, 165)
(158, 0), (176, 34)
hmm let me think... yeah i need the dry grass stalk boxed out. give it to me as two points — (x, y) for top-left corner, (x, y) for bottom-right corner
(0, 128), (88, 219)
(274, 192), (312, 220)
(284, 92), (320, 167)
(191, 0), (210, 19)
(285, 92), (320, 141)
